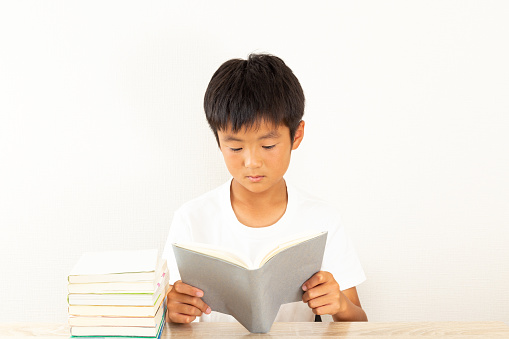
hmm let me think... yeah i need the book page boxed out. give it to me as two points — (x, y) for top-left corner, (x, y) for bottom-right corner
(173, 243), (253, 269)
(255, 231), (326, 268)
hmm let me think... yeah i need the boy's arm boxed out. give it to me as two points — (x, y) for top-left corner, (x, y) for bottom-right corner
(302, 271), (367, 322)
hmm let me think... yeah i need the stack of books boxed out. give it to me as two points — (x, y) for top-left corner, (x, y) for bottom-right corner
(68, 249), (169, 339)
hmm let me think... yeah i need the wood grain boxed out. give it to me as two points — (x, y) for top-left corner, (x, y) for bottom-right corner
(0, 323), (69, 337)
(1, 322), (508, 338)
(165, 322), (509, 338)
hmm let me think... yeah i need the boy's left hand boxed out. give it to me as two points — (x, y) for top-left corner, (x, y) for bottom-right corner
(302, 271), (342, 316)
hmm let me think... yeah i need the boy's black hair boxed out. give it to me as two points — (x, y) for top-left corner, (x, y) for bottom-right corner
(204, 53), (305, 146)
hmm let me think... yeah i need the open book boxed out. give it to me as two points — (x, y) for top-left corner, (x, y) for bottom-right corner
(172, 231), (327, 333)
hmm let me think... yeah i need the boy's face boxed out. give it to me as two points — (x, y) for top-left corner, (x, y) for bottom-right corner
(217, 120), (304, 195)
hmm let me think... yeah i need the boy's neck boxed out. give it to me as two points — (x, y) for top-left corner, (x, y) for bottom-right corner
(230, 178), (288, 228)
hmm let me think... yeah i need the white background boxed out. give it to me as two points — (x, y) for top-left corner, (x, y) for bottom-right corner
(1, 1), (508, 323)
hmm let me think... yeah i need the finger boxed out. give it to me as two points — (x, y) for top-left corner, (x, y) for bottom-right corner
(173, 293), (211, 314)
(173, 280), (205, 297)
(311, 303), (338, 316)
(302, 271), (331, 291)
(302, 283), (331, 303)
(168, 312), (197, 324)
(171, 302), (205, 317)
(166, 300), (205, 323)
(306, 294), (338, 311)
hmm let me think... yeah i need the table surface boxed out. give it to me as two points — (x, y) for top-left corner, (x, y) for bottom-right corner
(1, 321), (509, 338)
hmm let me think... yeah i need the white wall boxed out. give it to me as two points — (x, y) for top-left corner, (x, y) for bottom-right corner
(1, 1), (508, 324)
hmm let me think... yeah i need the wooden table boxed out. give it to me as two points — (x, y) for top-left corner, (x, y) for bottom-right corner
(1, 322), (509, 338)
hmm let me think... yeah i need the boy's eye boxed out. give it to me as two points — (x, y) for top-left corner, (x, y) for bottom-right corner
(262, 145), (276, 150)
(230, 147), (242, 152)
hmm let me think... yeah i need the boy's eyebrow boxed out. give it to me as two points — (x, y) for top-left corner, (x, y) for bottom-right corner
(222, 135), (243, 142)
(221, 130), (281, 142)
(258, 130), (281, 140)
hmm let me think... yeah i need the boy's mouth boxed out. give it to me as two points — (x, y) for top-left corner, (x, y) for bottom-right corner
(247, 176), (264, 183)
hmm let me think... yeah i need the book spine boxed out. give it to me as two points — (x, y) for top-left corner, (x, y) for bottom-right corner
(247, 270), (274, 333)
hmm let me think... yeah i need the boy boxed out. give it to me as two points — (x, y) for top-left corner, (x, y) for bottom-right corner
(163, 54), (367, 323)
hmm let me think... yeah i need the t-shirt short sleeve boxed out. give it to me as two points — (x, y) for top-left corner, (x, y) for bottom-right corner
(321, 220), (366, 291)
(162, 209), (192, 285)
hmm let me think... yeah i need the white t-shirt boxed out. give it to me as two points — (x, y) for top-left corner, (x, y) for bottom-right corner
(162, 179), (366, 323)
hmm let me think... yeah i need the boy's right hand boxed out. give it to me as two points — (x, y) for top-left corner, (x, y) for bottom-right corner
(166, 280), (211, 323)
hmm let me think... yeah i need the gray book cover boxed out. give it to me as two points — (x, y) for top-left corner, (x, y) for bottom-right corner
(172, 232), (327, 333)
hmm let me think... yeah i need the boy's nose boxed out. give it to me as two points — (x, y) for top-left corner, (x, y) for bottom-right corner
(244, 149), (262, 169)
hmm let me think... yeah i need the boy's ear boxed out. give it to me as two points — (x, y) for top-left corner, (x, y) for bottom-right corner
(291, 121), (305, 150)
